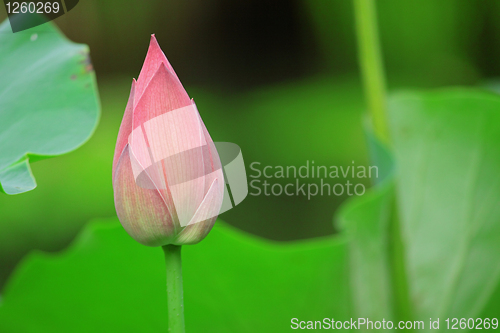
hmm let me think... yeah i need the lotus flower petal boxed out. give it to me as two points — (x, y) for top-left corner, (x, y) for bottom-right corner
(135, 35), (180, 105)
(112, 80), (135, 175)
(175, 178), (222, 245)
(113, 145), (176, 247)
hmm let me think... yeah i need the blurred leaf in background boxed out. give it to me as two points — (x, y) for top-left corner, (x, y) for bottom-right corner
(0, 14), (100, 288)
(0, 15), (100, 195)
(343, 89), (500, 324)
(0, 80), (117, 289)
(0, 219), (350, 333)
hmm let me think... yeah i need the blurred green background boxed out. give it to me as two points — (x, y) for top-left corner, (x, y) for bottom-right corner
(1, 0), (499, 290)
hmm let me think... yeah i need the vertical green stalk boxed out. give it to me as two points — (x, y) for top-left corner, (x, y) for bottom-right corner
(163, 245), (185, 333)
(353, 0), (412, 322)
(353, 0), (389, 143)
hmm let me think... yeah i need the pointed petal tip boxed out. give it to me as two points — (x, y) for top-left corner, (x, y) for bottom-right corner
(149, 34), (161, 51)
(135, 34), (181, 104)
(153, 62), (181, 83)
(147, 35), (176, 75)
(156, 61), (170, 74)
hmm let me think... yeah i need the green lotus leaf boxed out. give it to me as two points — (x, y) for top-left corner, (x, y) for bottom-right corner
(342, 89), (500, 326)
(0, 15), (100, 195)
(0, 219), (350, 332)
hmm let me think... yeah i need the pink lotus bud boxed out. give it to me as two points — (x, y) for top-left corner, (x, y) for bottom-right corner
(112, 35), (224, 246)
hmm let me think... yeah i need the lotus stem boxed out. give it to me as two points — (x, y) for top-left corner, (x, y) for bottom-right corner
(353, 0), (413, 321)
(163, 244), (185, 333)
(353, 0), (390, 143)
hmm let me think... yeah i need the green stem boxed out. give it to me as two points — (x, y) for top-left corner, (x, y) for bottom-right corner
(163, 245), (185, 333)
(353, 0), (390, 143)
(353, 0), (412, 322)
